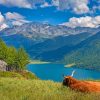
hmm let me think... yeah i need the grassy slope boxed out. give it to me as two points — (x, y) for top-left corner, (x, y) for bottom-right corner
(0, 78), (100, 100)
(0, 71), (38, 79)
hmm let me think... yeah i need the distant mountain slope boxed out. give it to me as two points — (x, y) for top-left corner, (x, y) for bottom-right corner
(0, 32), (92, 60)
(1, 34), (35, 49)
(63, 32), (100, 70)
(34, 32), (92, 61)
(0, 22), (100, 62)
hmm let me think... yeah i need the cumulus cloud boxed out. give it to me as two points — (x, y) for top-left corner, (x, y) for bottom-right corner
(40, 2), (52, 8)
(0, 12), (29, 31)
(0, 12), (5, 24)
(12, 19), (29, 26)
(5, 12), (25, 20)
(0, 0), (99, 15)
(0, 12), (9, 30)
(0, 0), (32, 8)
(5, 12), (29, 26)
(62, 16), (100, 28)
(0, 0), (45, 9)
(52, 0), (89, 14)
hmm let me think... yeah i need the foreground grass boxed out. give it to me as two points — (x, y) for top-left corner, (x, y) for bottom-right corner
(0, 78), (100, 100)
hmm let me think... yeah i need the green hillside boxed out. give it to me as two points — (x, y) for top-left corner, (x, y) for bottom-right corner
(0, 77), (100, 100)
(64, 32), (100, 70)
(0, 71), (38, 79)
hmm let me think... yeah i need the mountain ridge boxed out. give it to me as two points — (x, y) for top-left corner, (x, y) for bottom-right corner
(63, 31), (100, 70)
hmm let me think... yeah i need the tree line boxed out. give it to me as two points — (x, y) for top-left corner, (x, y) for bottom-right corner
(0, 39), (29, 71)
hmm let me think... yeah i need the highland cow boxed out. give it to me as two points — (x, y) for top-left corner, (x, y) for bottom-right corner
(63, 71), (100, 93)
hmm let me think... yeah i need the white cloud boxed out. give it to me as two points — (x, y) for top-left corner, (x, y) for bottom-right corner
(52, 0), (89, 14)
(0, 12), (9, 30)
(0, 12), (29, 30)
(0, 0), (45, 9)
(0, 12), (5, 24)
(40, 2), (52, 8)
(5, 12), (29, 26)
(0, 0), (99, 15)
(0, 0), (91, 14)
(73, 3), (89, 14)
(5, 12), (25, 20)
(12, 19), (29, 26)
(0, 0), (32, 8)
(62, 16), (100, 28)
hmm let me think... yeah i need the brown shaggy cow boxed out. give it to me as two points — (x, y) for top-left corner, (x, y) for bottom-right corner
(63, 71), (100, 93)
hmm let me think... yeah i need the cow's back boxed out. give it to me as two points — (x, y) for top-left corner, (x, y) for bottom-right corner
(70, 81), (100, 93)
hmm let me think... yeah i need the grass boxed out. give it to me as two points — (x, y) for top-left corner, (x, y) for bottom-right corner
(17, 70), (38, 79)
(0, 71), (22, 78)
(0, 78), (100, 100)
(0, 71), (38, 80)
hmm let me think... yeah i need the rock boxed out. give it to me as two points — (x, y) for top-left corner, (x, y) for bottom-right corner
(0, 60), (7, 71)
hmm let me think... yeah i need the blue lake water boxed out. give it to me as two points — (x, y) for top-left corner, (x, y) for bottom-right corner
(27, 64), (100, 82)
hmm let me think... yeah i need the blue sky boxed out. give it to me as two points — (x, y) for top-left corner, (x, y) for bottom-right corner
(0, 0), (100, 30)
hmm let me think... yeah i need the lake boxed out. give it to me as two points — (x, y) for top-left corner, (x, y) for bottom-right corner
(27, 64), (100, 82)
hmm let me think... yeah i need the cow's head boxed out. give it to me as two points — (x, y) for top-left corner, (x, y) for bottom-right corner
(63, 70), (77, 86)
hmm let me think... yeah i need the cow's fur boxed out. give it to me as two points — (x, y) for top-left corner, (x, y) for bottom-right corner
(63, 76), (100, 93)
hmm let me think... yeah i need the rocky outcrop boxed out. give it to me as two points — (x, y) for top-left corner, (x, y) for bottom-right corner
(0, 60), (7, 71)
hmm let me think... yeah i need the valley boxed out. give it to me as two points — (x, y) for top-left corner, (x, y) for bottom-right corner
(0, 22), (100, 70)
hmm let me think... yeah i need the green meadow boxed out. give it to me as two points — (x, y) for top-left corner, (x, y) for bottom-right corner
(0, 72), (100, 100)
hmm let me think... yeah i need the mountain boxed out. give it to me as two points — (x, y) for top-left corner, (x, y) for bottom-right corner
(0, 22), (100, 62)
(33, 32), (92, 61)
(0, 31), (92, 60)
(0, 22), (99, 39)
(1, 34), (35, 49)
(63, 31), (100, 70)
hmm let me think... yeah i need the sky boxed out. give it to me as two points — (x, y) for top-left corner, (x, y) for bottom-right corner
(0, 0), (100, 30)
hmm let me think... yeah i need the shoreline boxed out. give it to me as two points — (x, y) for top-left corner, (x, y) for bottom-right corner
(29, 60), (51, 64)
(29, 61), (100, 72)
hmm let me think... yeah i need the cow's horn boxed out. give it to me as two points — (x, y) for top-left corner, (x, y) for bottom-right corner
(71, 70), (76, 77)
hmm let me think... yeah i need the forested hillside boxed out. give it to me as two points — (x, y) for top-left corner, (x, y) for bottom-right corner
(63, 32), (100, 70)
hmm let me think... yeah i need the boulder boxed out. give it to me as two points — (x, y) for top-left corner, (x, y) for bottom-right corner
(0, 60), (7, 71)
